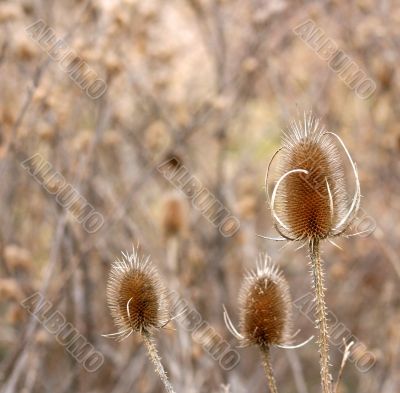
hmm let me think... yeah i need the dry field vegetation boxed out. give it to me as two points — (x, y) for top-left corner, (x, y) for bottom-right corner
(0, 0), (399, 393)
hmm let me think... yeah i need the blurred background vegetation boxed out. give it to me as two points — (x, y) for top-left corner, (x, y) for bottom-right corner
(0, 0), (399, 392)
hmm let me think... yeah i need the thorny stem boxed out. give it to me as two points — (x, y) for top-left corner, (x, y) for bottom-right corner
(309, 238), (332, 393)
(142, 333), (176, 393)
(261, 348), (279, 393)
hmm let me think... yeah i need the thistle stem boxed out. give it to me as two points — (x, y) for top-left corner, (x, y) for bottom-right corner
(142, 333), (176, 393)
(309, 238), (331, 393)
(262, 348), (279, 393)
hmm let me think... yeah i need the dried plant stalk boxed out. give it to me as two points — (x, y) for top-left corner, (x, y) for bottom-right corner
(309, 239), (331, 393)
(142, 333), (176, 393)
(262, 348), (279, 393)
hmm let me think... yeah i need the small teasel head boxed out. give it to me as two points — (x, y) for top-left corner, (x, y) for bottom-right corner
(239, 256), (292, 348)
(265, 111), (361, 244)
(104, 247), (169, 341)
(224, 255), (292, 350)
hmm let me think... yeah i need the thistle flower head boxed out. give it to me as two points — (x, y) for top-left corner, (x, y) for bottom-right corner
(266, 112), (361, 243)
(104, 247), (169, 341)
(224, 256), (292, 349)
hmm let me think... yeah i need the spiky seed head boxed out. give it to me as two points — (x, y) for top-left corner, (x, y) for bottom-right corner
(106, 248), (169, 337)
(274, 113), (348, 240)
(239, 256), (292, 348)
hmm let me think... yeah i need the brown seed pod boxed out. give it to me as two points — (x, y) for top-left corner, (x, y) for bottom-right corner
(224, 256), (292, 350)
(104, 248), (169, 340)
(239, 257), (292, 348)
(266, 112), (361, 243)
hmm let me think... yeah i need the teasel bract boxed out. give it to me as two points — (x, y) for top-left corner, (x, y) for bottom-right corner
(102, 247), (176, 393)
(224, 256), (312, 393)
(264, 112), (361, 393)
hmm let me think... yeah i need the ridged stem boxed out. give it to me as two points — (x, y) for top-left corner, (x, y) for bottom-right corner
(309, 238), (331, 393)
(261, 348), (279, 393)
(142, 333), (176, 393)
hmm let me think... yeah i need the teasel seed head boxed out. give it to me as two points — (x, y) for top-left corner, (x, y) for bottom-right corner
(239, 256), (292, 348)
(104, 247), (169, 341)
(266, 112), (361, 243)
(223, 256), (292, 350)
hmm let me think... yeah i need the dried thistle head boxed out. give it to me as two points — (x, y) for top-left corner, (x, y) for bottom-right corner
(224, 256), (292, 349)
(104, 248), (169, 341)
(266, 112), (361, 243)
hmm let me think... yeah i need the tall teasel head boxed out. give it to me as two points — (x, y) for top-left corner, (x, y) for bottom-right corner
(264, 112), (361, 393)
(104, 247), (169, 341)
(265, 112), (361, 243)
(224, 256), (292, 350)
